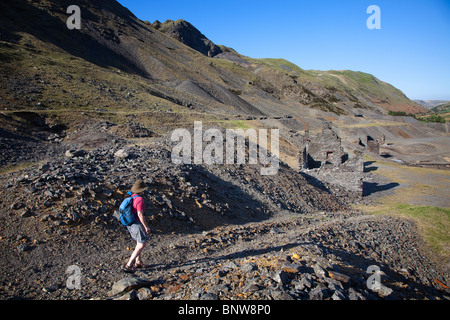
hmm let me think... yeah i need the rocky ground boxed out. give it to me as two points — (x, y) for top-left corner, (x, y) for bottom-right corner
(1, 0), (448, 303)
(0, 123), (449, 301)
(106, 213), (448, 301)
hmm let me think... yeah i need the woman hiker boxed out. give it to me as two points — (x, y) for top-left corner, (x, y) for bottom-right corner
(123, 180), (151, 273)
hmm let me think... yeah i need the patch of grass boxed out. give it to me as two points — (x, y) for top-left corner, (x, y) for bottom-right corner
(255, 58), (305, 73)
(0, 161), (41, 175)
(222, 120), (252, 130)
(252, 58), (316, 82)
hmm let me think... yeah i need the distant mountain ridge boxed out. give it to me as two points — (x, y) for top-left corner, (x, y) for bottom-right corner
(414, 100), (450, 109)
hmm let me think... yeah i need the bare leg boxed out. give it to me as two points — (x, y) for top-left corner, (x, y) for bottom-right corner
(126, 242), (146, 267)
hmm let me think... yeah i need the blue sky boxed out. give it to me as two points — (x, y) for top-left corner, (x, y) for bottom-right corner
(117, 0), (450, 100)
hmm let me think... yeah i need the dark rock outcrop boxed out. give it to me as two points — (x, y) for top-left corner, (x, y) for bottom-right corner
(153, 19), (222, 57)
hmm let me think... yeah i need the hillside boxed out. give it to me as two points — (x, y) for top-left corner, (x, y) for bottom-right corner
(431, 102), (450, 114)
(0, 0), (428, 171)
(252, 59), (427, 114)
(0, 1), (426, 125)
(0, 0), (448, 302)
(153, 19), (426, 115)
(430, 102), (450, 121)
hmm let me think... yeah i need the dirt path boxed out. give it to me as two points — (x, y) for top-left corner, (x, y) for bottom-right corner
(119, 211), (449, 300)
